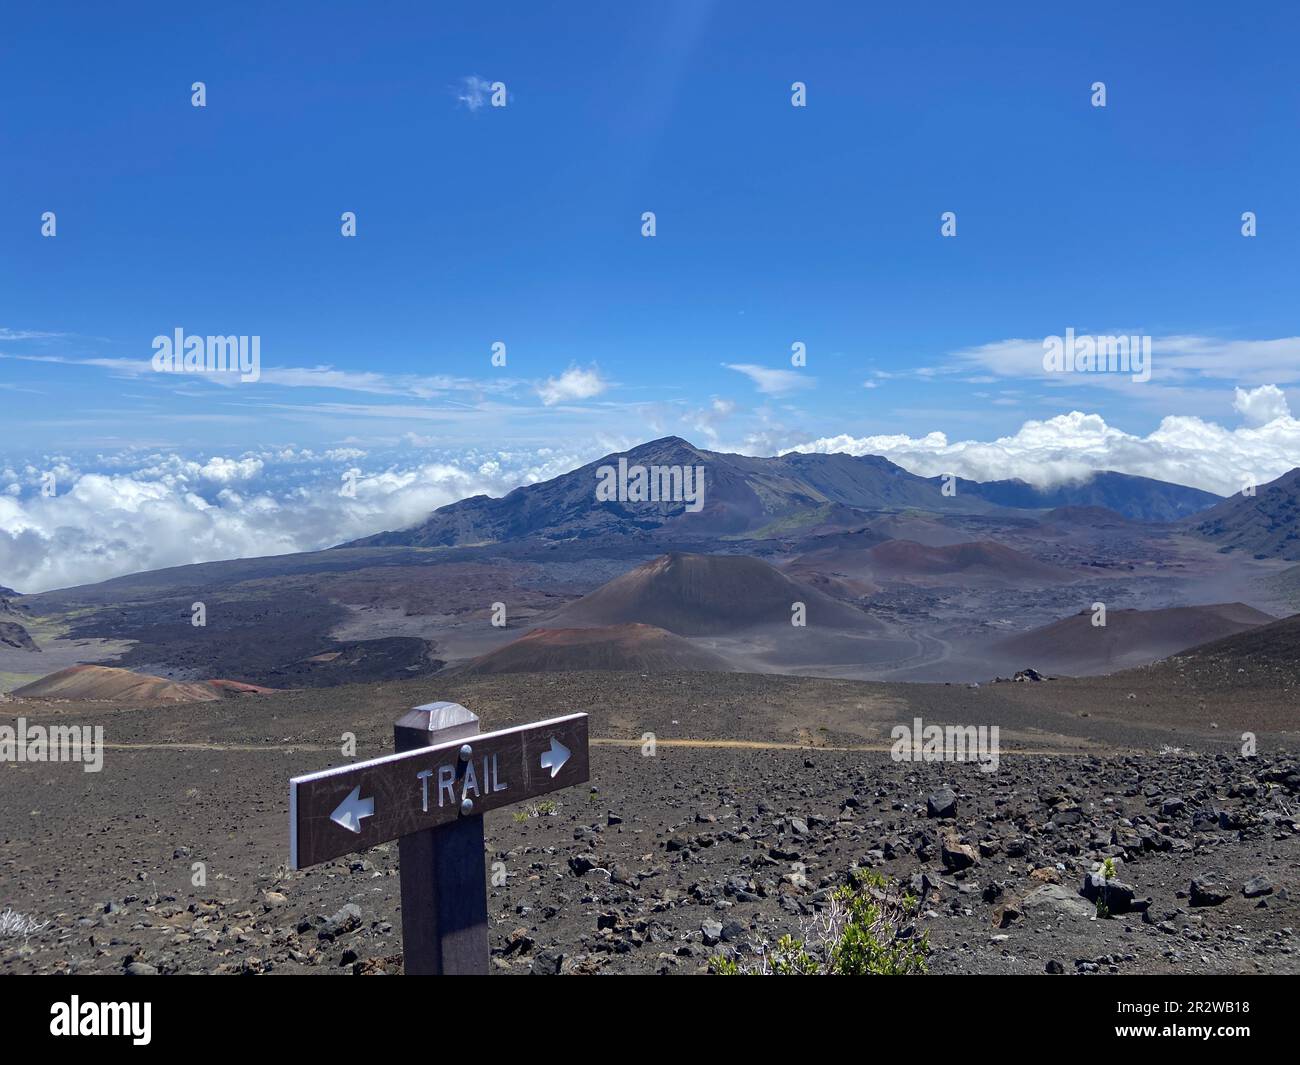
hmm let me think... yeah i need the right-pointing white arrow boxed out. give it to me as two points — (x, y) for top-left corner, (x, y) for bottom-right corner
(539, 736), (571, 778)
(330, 785), (375, 833)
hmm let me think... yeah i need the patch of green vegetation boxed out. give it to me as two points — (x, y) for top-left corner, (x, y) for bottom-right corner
(709, 870), (929, 975)
(20, 618), (69, 640)
(723, 503), (838, 541)
(512, 799), (560, 822)
(0, 671), (46, 694)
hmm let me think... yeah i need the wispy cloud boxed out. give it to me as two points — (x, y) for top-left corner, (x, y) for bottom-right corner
(724, 363), (815, 396)
(0, 327), (65, 341)
(454, 75), (495, 112)
(948, 334), (1300, 387)
(0, 353), (522, 399)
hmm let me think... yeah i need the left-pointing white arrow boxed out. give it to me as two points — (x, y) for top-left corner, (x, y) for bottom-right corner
(330, 785), (375, 833)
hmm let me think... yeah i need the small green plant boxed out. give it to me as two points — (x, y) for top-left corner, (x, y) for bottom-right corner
(1092, 857), (1118, 918)
(709, 870), (928, 975)
(763, 935), (823, 975)
(512, 799), (560, 822)
(829, 872), (929, 976)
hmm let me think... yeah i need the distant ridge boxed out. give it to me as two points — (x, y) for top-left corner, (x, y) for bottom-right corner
(346, 436), (996, 549)
(936, 470), (1220, 521)
(345, 437), (1225, 550)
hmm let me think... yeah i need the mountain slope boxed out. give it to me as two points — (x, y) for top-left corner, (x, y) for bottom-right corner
(458, 623), (735, 674)
(0, 621), (39, 652)
(13, 665), (274, 702)
(1191, 468), (1300, 560)
(864, 539), (1076, 584)
(994, 603), (1277, 676)
(1041, 505), (1132, 528)
(1162, 612), (1300, 688)
(938, 470), (1220, 521)
(545, 552), (880, 635)
(0, 589), (38, 652)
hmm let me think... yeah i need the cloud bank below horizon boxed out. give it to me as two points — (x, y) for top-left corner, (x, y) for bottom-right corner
(2, 386), (1298, 593)
(784, 385), (1299, 497)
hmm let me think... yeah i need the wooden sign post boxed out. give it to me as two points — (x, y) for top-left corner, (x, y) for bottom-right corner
(289, 702), (590, 974)
(394, 701), (487, 975)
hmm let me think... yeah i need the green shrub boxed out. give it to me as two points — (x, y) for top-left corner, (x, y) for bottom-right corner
(709, 870), (929, 975)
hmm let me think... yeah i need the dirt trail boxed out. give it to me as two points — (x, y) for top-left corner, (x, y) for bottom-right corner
(591, 736), (1106, 756)
(98, 742), (335, 752)
(93, 737), (1107, 757)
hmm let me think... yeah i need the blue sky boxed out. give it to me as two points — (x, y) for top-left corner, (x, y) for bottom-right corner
(4, 1), (1300, 453)
(4, 3), (1300, 590)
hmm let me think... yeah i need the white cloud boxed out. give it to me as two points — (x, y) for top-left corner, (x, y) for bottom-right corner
(197, 456), (264, 483)
(786, 392), (1300, 496)
(724, 363), (814, 395)
(1233, 384), (1290, 426)
(455, 75), (494, 112)
(536, 365), (608, 406)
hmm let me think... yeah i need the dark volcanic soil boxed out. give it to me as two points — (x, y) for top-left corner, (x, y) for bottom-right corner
(1, 671), (1296, 975)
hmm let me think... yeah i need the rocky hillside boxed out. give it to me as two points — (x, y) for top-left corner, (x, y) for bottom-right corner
(1192, 468), (1300, 560)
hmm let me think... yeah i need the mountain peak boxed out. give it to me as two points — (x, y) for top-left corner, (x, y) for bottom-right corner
(616, 435), (713, 462)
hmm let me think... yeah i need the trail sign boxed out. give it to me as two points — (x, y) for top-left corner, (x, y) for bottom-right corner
(290, 711), (589, 870)
(288, 703), (590, 973)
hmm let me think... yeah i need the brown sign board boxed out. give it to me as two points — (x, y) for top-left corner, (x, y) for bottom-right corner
(290, 713), (588, 869)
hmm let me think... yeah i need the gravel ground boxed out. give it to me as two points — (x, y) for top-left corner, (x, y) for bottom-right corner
(1, 671), (1296, 975)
